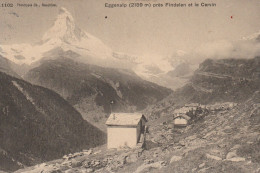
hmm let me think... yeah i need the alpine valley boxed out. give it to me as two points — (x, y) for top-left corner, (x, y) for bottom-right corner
(0, 7), (172, 171)
(0, 7), (172, 131)
(1, 6), (260, 173)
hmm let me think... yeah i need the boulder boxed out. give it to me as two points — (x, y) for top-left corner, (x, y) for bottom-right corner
(226, 151), (237, 159)
(199, 163), (205, 168)
(206, 154), (222, 161)
(86, 168), (94, 172)
(83, 149), (92, 155)
(144, 159), (154, 164)
(134, 161), (165, 173)
(178, 140), (186, 146)
(228, 157), (246, 162)
(192, 168), (197, 172)
(93, 150), (101, 155)
(70, 160), (82, 168)
(170, 156), (182, 163)
(126, 153), (138, 163)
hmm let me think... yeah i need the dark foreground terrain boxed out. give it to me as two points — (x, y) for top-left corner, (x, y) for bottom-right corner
(0, 72), (106, 172)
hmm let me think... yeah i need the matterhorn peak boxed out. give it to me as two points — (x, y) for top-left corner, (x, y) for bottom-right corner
(59, 7), (71, 15)
(0, 7), (113, 65)
(42, 7), (86, 43)
(58, 7), (75, 23)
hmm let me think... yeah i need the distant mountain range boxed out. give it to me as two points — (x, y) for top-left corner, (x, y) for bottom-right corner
(1, 7), (259, 90)
(0, 7), (138, 71)
(0, 7), (196, 89)
(0, 72), (105, 172)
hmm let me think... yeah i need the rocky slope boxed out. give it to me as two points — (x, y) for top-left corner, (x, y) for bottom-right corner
(145, 56), (260, 119)
(25, 57), (172, 131)
(11, 56), (260, 173)
(181, 56), (259, 103)
(13, 90), (260, 173)
(0, 72), (105, 172)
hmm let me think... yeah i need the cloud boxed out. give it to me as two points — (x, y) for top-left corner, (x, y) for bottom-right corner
(177, 35), (260, 65)
(231, 40), (260, 59)
(195, 40), (234, 59)
(199, 38), (260, 59)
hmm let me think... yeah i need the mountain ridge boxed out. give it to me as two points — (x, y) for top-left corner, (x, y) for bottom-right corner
(25, 57), (172, 131)
(145, 56), (260, 119)
(0, 71), (106, 172)
(1, 7), (259, 90)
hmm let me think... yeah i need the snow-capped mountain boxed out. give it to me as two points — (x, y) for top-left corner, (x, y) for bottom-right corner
(0, 7), (113, 65)
(1, 7), (260, 90)
(0, 7), (192, 89)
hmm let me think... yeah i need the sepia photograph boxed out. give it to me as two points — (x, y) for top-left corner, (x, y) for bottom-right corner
(0, 0), (259, 172)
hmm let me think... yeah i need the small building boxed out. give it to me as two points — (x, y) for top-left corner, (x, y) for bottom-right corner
(106, 113), (147, 149)
(173, 114), (191, 127)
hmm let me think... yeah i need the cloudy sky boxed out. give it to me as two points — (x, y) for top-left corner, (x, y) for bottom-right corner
(0, 0), (260, 61)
